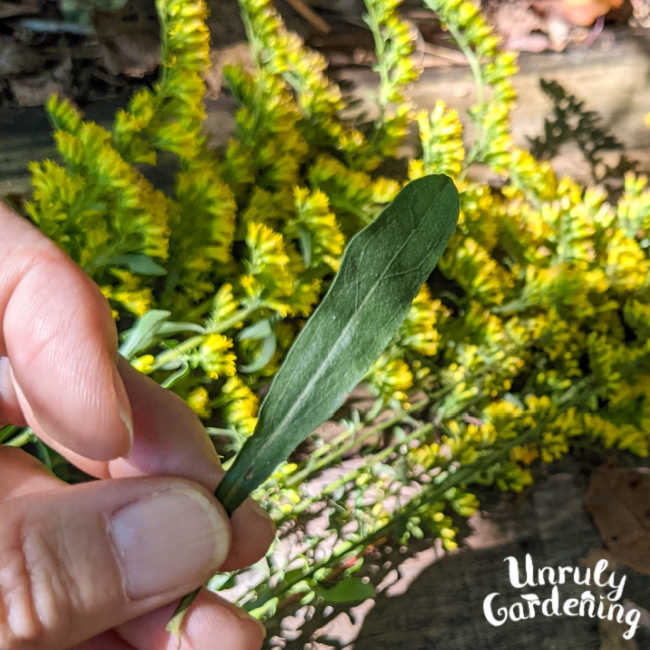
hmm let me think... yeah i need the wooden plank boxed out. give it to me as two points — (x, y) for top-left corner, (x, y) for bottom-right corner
(0, 96), (236, 195)
(1, 31), (648, 197)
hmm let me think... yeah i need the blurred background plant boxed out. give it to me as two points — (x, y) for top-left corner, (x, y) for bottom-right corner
(1, 0), (649, 645)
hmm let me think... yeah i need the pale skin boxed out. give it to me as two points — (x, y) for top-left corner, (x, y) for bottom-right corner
(0, 202), (275, 650)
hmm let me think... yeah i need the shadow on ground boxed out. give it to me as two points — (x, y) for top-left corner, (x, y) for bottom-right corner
(270, 459), (649, 649)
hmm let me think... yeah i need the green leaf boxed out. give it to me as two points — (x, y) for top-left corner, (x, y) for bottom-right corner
(315, 577), (375, 604)
(240, 333), (277, 373)
(282, 568), (307, 584)
(216, 174), (458, 513)
(207, 572), (236, 591)
(110, 253), (167, 276)
(32, 438), (52, 469)
(160, 361), (190, 389)
(238, 319), (273, 341)
(297, 224), (312, 267)
(166, 589), (199, 637)
(158, 322), (206, 335)
(118, 310), (171, 359)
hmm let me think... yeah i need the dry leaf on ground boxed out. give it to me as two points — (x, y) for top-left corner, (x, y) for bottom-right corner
(585, 466), (650, 575)
(93, 0), (160, 77)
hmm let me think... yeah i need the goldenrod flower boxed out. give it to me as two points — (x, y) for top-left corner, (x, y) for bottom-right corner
(199, 334), (237, 380)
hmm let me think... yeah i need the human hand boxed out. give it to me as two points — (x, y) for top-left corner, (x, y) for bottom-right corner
(0, 203), (275, 649)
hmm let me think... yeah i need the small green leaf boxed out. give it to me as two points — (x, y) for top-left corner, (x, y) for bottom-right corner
(166, 588), (199, 636)
(119, 310), (171, 359)
(160, 361), (190, 389)
(297, 224), (312, 267)
(238, 319), (273, 341)
(33, 438), (52, 469)
(249, 596), (278, 620)
(158, 322), (206, 335)
(282, 568), (307, 584)
(240, 333), (277, 373)
(216, 175), (458, 513)
(207, 573), (236, 591)
(110, 253), (167, 276)
(316, 577), (375, 604)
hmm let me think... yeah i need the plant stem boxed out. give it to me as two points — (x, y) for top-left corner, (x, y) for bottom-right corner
(281, 357), (514, 491)
(245, 425), (542, 614)
(0, 425), (18, 444)
(284, 399), (429, 488)
(285, 424), (433, 520)
(443, 22), (487, 172)
(5, 429), (34, 448)
(447, 23), (485, 106)
(364, 4), (390, 120)
(151, 305), (256, 371)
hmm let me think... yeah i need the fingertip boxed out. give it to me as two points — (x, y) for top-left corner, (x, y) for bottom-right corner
(112, 361), (134, 454)
(182, 594), (266, 650)
(116, 590), (265, 650)
(108, 358), (222, 486)
(219, 499), (275, 572)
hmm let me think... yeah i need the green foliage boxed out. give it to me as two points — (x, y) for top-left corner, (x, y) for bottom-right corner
(315, 577), (375, 603)
(217, 175), (458, 514)
(10, 0), (650, 641)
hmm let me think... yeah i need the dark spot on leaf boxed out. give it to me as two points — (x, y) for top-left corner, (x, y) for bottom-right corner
(245, 467), (254, 481)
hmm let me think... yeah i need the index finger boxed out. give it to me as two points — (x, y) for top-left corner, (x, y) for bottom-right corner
(0, 202), (133, 459)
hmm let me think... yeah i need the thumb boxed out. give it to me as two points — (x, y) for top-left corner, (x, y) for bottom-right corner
(0, 476), (230, 650)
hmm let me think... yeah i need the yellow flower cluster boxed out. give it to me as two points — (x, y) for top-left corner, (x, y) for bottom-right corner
(199, 333), (237, 380)
(237, 0), (368, 165)
(217, 376), (259, 438)
(291, 187), (344, 272)
(409, 101), (465, 180)
(24, 0), (650, 590)
(27, 96), (169, 316)
(399, 285), (445, 356)
(366, 353), (414, 405)
(363, 0), (418, 159)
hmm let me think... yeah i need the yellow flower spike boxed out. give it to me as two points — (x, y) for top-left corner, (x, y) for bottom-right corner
(246, 222), (291, 273)
(366, 353), (413, 405)
(540, 432), (569, 463)
(510, 444), (539, 465)
(617, 173), (650, 236)
(414, 101), (465, 179)
(187, 386), (212, 419)
(132, 355), (155, 374)
(206, 283), (240, 329)
(199, 333), (237, 380)
(218, 376), (259, 437)
(290, 186), (344, 271)
(106, 270), (154, 317)
(372, 177), (401, 204)
(282, 463), (298, 476)
(606, 230), (648, 292)
(400, 285), (444, 356)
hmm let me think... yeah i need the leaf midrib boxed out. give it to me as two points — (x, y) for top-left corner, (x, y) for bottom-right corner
(229, 222), (419, 488)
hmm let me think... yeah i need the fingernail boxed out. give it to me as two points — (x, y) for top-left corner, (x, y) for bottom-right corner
(109, 487), (229, 599)
(112, 362), (133, 452)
